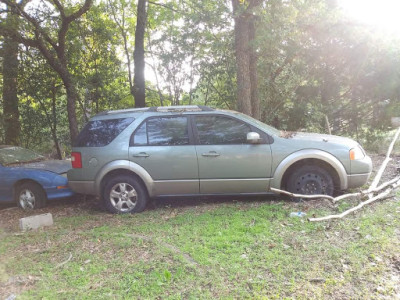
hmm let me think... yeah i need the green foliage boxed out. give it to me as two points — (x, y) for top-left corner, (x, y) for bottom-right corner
(2, 0), (400, 151)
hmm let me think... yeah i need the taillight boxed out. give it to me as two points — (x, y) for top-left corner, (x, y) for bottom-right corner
(71, 152), (82, 168)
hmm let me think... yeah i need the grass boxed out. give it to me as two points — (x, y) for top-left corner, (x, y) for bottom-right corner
(1, 195), (400, 299)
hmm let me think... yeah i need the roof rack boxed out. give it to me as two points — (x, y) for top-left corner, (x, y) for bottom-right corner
(95, 107), (149, 116)
(94, 105), (214, 117)
(148, 105), (214, 112)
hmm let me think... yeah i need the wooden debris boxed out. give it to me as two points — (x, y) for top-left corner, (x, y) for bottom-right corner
(270, 127), (400, 222)
(270, 188), (334, 201)
(308, 180), (400, 222)
(368, 127), (400, 198)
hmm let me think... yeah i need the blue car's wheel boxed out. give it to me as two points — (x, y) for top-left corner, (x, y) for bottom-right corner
(16, 182), (46, 210)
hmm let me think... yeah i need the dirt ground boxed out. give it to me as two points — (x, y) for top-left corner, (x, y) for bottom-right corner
(0, 154), (399, 231)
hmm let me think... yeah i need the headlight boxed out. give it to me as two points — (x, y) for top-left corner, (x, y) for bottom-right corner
(349, 146), (365, 160)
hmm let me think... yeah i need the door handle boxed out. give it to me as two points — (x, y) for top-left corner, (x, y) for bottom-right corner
(201, 151), (220, 157)
(132, 152), (150, 158)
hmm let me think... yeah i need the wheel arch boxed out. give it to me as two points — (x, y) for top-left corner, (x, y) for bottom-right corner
(271, 149), (348, 190)
(94, 160), (154, 197)
(13, 179), (46, 199)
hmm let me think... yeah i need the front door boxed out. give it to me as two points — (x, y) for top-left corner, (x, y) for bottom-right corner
(129, 116), (199, 196)
(0, 165), (15, 201)
(193, 115), (272, 194)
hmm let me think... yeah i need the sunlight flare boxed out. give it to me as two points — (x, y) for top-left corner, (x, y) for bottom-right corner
(338, 0), (400, 36)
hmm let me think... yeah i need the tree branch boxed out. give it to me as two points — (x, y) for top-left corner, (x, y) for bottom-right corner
(0, 24), (38, 47)
(368, 127), (400, 196)
(51, 0), (66, 18)
(308, 181), (400, 222)
(148, 1), (180, 13)
(1, 0), (58, 50)
(57, 0), (93, 62)
(270, 187), (335, 201)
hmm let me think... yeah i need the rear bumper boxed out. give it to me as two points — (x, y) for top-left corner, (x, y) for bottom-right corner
(68, 181), (97, 195)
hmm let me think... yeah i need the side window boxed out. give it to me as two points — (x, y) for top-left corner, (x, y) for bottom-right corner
(75, 117), (134, 147)
(132, 122), (147, 146)
(131, 116), (189, 146)
(195, 115), (251, 145)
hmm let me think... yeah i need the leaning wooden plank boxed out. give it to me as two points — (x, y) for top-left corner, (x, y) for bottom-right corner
(308, 180), (400, 222)
(271, 175), (400, 204)
(368, 127), (400, 197)
(333, 175), (400, 203)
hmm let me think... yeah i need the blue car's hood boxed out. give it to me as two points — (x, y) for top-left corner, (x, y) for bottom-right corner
(22, 160), (72, 174)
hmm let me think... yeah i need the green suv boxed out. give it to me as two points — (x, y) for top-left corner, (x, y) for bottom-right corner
(67, 106), (372, 214)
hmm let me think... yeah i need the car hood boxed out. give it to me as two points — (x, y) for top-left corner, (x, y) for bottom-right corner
(22, 160), (72, 174)
(283, 132), (358, 148)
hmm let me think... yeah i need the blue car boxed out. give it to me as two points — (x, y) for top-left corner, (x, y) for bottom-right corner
(0, 145), (74, 210)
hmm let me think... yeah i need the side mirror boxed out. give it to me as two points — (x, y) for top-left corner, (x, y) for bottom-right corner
(247, 132), (261, 144)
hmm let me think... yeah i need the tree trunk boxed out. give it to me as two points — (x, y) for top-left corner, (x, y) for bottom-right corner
(133, 0), (147, 108)
(62, 75), (79, 143)
(232, 0), (252, 116)
(2, 7), (20, 145)
(51, 85), (62, 159)
(248, 16), (260, 120)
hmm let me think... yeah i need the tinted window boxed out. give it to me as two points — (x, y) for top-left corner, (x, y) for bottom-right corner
(132, 117), (189, 146)
(132, 122), (147, 146)
(195, 116), (251, 145)
(75, 118), (134, 147)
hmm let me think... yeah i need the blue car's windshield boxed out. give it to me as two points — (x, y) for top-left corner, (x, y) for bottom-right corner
(0, 146), (44, 165)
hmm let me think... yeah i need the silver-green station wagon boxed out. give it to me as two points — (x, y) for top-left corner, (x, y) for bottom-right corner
(68, 105), (372, 214)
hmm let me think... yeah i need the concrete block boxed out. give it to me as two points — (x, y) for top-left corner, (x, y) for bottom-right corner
(19, 213), (53, 231)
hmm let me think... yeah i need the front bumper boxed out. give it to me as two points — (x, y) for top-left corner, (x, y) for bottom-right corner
(348, 154), (373, 188)
(347, 173), (371, 189)
(68, 181), (97, 195)
(46, 187), (75, 200)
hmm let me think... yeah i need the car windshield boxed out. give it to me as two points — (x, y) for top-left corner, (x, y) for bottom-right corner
(0, 146), (44, 165)
(235, 112), (281, 136)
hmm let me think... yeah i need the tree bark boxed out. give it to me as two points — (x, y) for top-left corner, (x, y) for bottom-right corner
(232, 0), (252, 116)
(248, 16), (260, 120)
(133, 0), (147, 108)
(232, 0), (261, 118)
(2, 6), (20, 145)
(51, 84), (62, 159)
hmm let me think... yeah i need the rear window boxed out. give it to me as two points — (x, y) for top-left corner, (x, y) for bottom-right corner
(74, 118), (134, 147)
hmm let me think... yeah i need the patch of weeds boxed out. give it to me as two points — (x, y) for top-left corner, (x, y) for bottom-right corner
(1, 197), (400, 298)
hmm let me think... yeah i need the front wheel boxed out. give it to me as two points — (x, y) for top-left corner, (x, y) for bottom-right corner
(15, 182), (47, 210)
(102, 175), (148, 214)
(286, 165), (334, 198)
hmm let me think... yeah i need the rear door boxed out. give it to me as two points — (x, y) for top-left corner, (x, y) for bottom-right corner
(129, 115), (199, 196)
(193, 114), (272, 194)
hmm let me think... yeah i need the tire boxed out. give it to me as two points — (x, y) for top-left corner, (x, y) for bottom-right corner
(15, 182), (47, 210)
(286, 165), (334, 199)
(102, 175), (148, 214)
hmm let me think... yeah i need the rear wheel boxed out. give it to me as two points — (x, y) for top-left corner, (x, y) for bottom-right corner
(15, 182), (47, 210)
(102, 175), (148, 214)
(286, 165), (334, 199)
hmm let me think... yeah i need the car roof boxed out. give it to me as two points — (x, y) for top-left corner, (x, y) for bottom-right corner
(90, 105), (235, 120)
